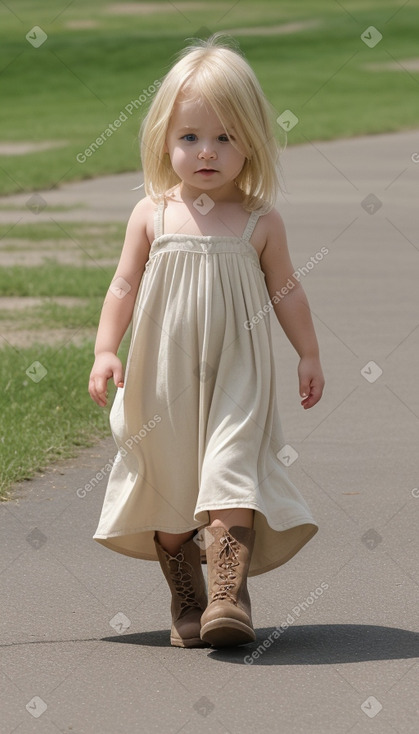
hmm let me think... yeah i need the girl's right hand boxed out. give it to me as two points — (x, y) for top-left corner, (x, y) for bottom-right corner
(88, 352), (124, 407)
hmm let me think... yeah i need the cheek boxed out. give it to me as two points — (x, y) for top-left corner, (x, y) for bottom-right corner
(231, 137), (247, 162)
(170, 146), (190, 167)
(223, 141), (245, 161)
(228, 146), (246, 170)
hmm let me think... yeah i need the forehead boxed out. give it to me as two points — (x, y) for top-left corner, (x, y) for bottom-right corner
(170, 96), (229, 129)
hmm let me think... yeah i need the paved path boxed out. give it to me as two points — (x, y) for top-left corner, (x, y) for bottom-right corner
(1, 131), (419, 733)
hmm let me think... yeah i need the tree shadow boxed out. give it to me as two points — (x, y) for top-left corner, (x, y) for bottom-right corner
(102, 624), (419, 664)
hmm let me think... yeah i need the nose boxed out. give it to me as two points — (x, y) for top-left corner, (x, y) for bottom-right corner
(198, 144), (217, 160)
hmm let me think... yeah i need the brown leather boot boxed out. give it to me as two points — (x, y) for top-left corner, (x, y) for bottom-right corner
(154, 532), (209, 648)
(200, 525), (256, 647)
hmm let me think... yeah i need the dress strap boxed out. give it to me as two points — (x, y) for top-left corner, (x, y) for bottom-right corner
(241, 210), (261, 241)
(154, 198), (165, 239)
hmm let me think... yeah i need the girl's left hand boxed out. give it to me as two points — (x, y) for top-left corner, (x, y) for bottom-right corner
(298, 356), (325, 409)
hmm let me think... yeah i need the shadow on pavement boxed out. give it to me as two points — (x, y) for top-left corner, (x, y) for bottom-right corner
(102, 624), (419, 664)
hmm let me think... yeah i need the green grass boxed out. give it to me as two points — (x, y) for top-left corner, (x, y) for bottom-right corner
(0, 264), (115, 296)
(0, 342), (115, 496)
(0, 220), (125, 244)
(0, 299), (103, 330)
(0, 0), (418, 193)
(0, 221), (130, 497)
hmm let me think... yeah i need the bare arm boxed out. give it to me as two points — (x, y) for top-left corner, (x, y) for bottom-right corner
(88, 196), (153, 406)
(260, 208), (325, 409)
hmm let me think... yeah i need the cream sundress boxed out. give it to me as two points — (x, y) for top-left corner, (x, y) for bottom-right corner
(93, 197), (318, 576)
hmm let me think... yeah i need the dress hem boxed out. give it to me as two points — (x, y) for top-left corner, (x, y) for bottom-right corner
(93, 523), (318, 577)
(195, 503), (316, 531)
(93, 510), (316, 541)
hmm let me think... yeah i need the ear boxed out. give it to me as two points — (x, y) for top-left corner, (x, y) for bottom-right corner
(163, 141), (169, 155)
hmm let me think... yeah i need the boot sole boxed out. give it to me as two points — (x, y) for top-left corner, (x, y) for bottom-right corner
(200, 618), (256, 648)
(171, 635), (209, 648)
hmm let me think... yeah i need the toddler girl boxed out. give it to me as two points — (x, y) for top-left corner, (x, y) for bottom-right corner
(89, 34), (324, 649)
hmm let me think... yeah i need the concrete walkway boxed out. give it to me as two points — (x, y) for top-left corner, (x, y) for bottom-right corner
(1, 131), (419, 733)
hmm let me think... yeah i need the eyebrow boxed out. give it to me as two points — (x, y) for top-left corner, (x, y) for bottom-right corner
(176, 126), (235, 133)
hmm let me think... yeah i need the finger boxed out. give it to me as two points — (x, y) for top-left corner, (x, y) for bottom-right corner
(95, 375), (108, 396)
(300, 380), (311, 403)
(299, 380), (311, 399)
(113, 367), (124, 388)
(89, 377), (107, 407)
(96, 391), (108, 407)
(302, 384), (323, 409)
(89, 388), (106, 407)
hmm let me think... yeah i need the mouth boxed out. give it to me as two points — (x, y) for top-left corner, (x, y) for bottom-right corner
(195, 168), (218, 174)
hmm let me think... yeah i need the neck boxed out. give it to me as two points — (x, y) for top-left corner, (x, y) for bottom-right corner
(178, 181), (243, 204)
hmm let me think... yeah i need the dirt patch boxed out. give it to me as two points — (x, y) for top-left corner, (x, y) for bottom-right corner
(104, 7), (321, 35)
(0, 239), (118, 267)
(0, 327), (96, 349)
(0, 297), (89, 311)
(66, 20), (99, 29)
(0, 252), (118, 267)
(106, 2), (212, 14)
(364, 58), (419, 72)
(0, 141), (68, 156)
(0, 250), (117, 267)
(0, 297), (95, 348)
(227, 20), (321, 36)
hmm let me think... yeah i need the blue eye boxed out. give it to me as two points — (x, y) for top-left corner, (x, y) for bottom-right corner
(218, 134), (230, 142)
(182, 134), (197, 142)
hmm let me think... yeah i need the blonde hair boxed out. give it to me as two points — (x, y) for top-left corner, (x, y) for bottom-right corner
(139, 33), (281, 212)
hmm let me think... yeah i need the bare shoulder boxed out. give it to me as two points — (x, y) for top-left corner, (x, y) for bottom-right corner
(118, 195), (155, 265)
(261, 206), (287, 244)
(258, 206), (296, 287)
(113, 196), (156, 287)
(127, 195), (156, 245)
(254, 206), (287, 259)
(129, 194), (155, 217)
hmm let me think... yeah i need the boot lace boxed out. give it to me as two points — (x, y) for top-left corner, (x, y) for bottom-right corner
(168, 550), (201, 613)
(212, 532), (240, 604)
